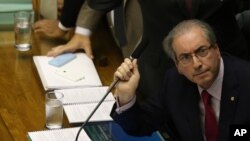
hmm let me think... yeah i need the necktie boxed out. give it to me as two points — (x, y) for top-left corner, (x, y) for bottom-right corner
(114, 3), (127, 47)
(202, 90), (218, 141)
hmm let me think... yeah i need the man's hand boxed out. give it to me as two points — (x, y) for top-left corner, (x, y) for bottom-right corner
(114, 59), (140, 106)
(33, 19), (67, 38)
(47, 33), (94, 59)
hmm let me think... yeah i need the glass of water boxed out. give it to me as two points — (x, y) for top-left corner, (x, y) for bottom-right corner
(45, 91), (64, 129)
(14, 11), (32, 51)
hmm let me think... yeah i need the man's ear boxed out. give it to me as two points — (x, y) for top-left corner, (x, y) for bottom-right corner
(174, 61), (183, 74)
(214, 44), (221, 58)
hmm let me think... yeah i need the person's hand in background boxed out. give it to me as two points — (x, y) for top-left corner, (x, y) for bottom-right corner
(47, 33), (94, 59)
(33, 19), (67, 39)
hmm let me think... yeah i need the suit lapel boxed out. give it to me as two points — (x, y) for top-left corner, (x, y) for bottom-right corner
(218, 57), (239, 140)
(183, 82), (204, 140)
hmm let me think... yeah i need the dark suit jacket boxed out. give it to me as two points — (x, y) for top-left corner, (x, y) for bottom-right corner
(59, 0), (85, 27)
(105, 0), (143, 57)
(111, 53), (250, 141)
(87, 0), (249, 103)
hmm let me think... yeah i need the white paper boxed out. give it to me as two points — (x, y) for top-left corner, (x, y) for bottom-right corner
(28, 127), (91, 141)
(63, 101), (114, 123)
(55, 87), (115, 105)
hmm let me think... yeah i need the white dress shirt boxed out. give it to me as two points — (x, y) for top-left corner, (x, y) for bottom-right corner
(58, 21), (92, 36)
(198, 57), (224, 137)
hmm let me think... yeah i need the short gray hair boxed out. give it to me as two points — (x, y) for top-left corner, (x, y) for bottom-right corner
(163, 19), (217, 61)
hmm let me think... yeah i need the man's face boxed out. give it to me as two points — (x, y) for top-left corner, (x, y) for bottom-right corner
(172, 27), (221, 89)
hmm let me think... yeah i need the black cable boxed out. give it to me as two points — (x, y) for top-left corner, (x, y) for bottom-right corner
(75, 79), (119, 141)
(75, 35), (148, 141)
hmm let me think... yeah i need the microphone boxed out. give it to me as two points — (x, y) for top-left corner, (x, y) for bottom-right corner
(75, 39), (148, 141)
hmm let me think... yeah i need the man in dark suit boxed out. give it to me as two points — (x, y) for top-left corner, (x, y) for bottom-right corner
(87, 0), (250, 104)
(111, 19), (250, 141)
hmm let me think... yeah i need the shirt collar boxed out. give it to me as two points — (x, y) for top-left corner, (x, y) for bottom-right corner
(198, 58), (224, 100)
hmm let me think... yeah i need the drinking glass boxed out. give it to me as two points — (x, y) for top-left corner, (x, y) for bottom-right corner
(45, 91), (64, 129)
(14, 11), (32, 51)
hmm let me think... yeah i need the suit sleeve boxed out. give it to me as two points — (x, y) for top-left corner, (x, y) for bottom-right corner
(76, 1), (104, 31)
(59, 0), (85, 27)
(87, 0), (123, 12)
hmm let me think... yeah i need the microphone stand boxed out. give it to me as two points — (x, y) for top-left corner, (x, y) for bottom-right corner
(75, 38), (148, 141)
(75, 79), (120, 141)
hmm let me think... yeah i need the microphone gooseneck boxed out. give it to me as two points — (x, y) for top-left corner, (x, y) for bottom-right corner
(75, 36), (148, 141)
(75, 79), (119, 141)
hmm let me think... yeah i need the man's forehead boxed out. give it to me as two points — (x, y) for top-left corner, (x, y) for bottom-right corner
(173, 30), (208, 51)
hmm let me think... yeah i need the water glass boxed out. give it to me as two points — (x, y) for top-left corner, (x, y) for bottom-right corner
(14, 11), (32, 51)
(45, 91), (64, 129)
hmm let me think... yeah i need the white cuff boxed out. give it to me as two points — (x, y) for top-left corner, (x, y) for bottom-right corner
(58, 22), (72, 31)
(75, 26), (92, 36)
(115, 96), (136, 114)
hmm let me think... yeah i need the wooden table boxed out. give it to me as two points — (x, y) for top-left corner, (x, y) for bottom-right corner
(0, 25), (123, 141)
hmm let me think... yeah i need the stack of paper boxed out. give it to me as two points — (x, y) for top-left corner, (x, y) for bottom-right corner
(27, 127), (91, 141)
(55, 87), (115, 124)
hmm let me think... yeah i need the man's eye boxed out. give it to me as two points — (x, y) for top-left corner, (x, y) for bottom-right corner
(180, 55), (191, 60)
(196, 47), (208, 56)
(199, 48), (206, 53)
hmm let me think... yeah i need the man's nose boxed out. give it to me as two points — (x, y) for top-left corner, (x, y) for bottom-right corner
(192, 55), (202, 68)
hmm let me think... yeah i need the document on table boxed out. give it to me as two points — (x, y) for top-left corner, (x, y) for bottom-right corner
(55, 86), (115, 123)
(63, 101), (114, 124)
(27, 127), (91, 141)
(55, 86), (115, 105)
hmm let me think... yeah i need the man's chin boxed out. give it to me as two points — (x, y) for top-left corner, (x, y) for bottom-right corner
(195, 79), (213, 89)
